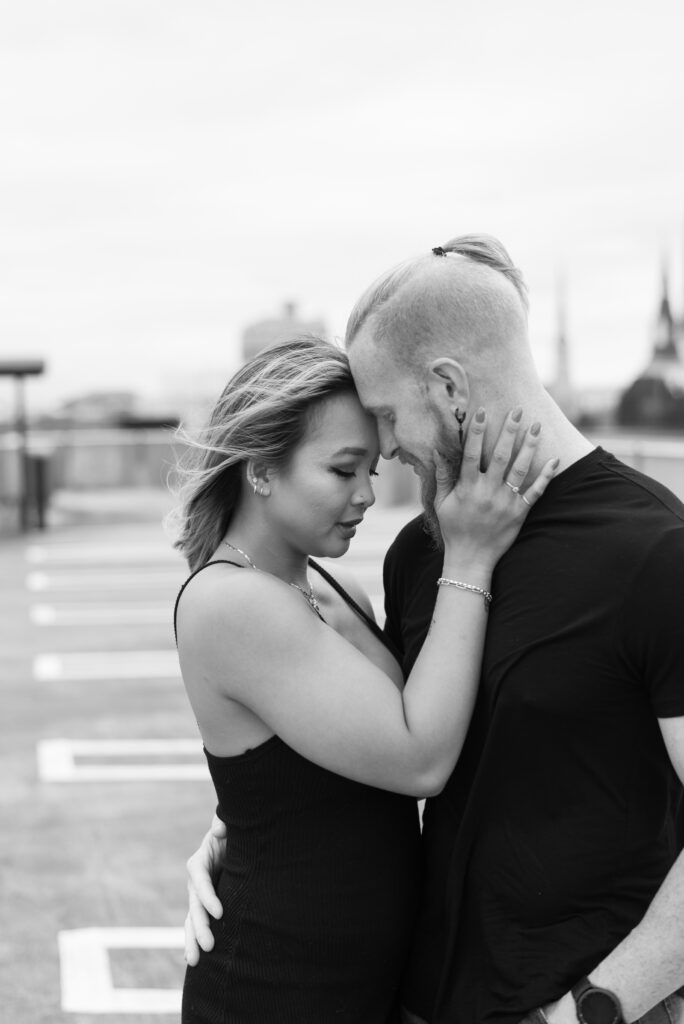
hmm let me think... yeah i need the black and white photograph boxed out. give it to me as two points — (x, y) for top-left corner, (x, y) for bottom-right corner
(2, 2), (684, 1022)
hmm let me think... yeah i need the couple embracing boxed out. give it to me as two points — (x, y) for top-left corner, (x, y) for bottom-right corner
(172, 235), (684, 1024)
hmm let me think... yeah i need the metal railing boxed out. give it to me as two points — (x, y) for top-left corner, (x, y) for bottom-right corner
(2, 427), (684, 533)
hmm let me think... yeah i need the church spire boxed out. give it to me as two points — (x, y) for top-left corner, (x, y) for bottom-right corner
(550, 272), (578, 420)
(556, 273), (570, 389)
(653, 259), (678, 360)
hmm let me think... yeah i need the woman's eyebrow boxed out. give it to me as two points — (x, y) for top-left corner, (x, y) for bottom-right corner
(331, 446), (368, 457)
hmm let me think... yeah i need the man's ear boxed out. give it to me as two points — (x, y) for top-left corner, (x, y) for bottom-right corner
(427, 358), (469, 415)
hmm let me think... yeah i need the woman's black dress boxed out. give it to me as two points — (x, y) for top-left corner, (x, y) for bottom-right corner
(176, 561), (421, 1024)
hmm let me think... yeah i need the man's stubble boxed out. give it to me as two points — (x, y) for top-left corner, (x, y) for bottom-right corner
(419, 418), (463, 548)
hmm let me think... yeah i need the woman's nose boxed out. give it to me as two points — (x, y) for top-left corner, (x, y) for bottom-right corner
(353, 480), (376, 510)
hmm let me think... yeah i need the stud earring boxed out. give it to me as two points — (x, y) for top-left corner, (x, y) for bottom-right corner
(454, 408), (466, 448)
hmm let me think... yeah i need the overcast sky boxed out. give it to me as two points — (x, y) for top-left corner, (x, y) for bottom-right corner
(1, 0), (683, 416)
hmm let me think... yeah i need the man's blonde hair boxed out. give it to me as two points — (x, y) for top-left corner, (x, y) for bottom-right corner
(345, 234), (529, 370)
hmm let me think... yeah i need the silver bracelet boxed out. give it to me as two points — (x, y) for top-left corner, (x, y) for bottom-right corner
(436, 577), (492, 611)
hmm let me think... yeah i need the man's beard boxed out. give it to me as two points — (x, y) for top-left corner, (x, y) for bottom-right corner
(419, 422), (463, 548)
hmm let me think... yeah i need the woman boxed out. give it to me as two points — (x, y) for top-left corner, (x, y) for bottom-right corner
(172, 336), (555, 1023)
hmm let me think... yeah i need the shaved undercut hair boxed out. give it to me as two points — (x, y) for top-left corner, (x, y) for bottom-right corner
(345, 234), (530, 372)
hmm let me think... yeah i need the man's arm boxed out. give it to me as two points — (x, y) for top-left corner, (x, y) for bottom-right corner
(546, 715), (684, 1023)
(184, 813), (226, 965)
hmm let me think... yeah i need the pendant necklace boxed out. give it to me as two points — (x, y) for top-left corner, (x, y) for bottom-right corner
(221, 541), (321, 617)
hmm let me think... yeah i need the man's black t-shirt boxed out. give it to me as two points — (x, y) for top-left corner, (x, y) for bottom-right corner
(383, 448), (684, 1024)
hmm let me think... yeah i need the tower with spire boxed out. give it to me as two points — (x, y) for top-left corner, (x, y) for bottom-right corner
(652, 264), (679, 360)
(618, 252), (684, 428)
(547, 273), (580, 422)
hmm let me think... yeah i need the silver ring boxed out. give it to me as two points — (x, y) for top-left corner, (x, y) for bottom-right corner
(520, 492), (532, 507)
(505, 480), (520, 494)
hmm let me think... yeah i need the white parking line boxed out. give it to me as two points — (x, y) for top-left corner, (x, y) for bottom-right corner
(26, 569), (184, 592)
(38, 739), (207, 781)
(30, 604), (171, 627)
(26, 544), (180, 565)
(58, 927), (183, 1013)
(33, 650), (179, 681)
(30, 597), (383, 626)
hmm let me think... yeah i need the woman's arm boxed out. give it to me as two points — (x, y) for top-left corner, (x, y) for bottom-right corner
(177, 410), (556, 797)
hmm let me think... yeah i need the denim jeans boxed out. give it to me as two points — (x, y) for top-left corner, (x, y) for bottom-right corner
(400, 991), (684, 1024)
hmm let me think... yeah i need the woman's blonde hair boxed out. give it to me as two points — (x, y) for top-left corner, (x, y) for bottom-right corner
(169, 336), (355, 571)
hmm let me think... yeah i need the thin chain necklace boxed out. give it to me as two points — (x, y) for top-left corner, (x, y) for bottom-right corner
(221, 540), (322, 617)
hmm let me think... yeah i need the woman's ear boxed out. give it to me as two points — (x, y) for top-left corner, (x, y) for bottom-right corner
(427, 358), (469, 416)
(245, 459), (272, 497)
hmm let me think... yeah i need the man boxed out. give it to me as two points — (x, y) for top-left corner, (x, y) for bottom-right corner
(184, 236), (684, 1024)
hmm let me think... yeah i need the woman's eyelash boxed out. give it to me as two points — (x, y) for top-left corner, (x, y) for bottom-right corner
(331, 468), (380, 479)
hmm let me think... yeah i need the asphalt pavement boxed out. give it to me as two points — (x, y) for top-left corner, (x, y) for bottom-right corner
(0, 488), (418, 1023)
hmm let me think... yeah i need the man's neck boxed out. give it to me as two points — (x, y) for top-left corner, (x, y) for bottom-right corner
(484, 390), (594, 479)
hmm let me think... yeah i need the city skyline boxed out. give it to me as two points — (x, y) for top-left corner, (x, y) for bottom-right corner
(1, 0), (684, 416)
(7, 244), (684, 420)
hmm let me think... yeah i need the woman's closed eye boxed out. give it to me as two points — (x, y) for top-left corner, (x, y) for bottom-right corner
(331, 467), (380, 479)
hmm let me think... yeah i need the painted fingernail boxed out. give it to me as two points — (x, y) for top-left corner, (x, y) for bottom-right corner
(551, 457), (560, 470)
(511, 407), (523, 422)
(475, 407), (486, 422)
(530, 421), (541, 436)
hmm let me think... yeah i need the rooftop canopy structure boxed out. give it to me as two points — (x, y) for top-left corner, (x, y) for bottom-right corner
(0, 359), (46, 529)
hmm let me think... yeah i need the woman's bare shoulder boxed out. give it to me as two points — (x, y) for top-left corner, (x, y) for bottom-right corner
(178, 565), (278, 634)
(177, 561), (249, 611)
(177, 564), (303, 642)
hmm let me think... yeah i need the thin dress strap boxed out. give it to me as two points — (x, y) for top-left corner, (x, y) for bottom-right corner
(308, 559), (402, 662)
(173, 559), (245, 643)
(174, 558), (401, 664)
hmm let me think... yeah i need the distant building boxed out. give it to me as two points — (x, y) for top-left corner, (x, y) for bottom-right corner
(618, 263), (684, 429)
(241, 302), (327, 361)
(546, 277), (580, 422)
(575, 386), (621, 429)
(37, 391), (179, 430)
(49, 391), (138, 425)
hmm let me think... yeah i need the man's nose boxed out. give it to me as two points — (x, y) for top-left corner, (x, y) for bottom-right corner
(378, 422), (398, 460)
